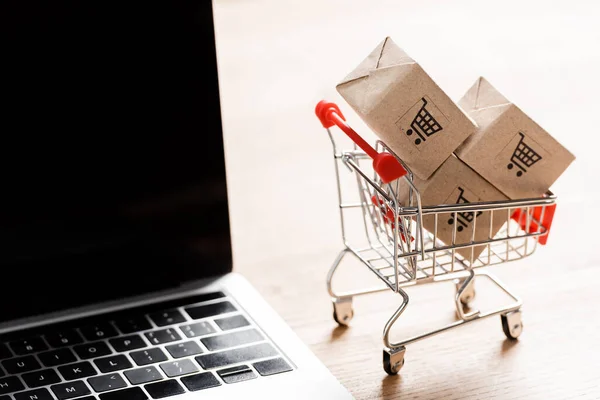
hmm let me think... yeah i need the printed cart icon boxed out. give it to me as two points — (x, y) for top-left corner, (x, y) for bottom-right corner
(507, 132), (542, 177)
(447, 187), (482, 232)
(406, 97), (443, 145)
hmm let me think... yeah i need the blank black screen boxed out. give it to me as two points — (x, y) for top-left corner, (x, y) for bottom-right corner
(0, 1), (232, 323)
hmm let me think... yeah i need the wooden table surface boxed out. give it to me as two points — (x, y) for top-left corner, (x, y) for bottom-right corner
(213, 1), (600, 398)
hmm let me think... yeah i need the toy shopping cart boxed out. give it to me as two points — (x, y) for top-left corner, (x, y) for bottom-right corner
(315, 100), (557, 375)
(406, 97), (443, 145)
(507, 132), (543, 177)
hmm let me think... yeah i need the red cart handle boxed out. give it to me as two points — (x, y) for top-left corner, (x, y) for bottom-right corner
(315, 100), (406, 184)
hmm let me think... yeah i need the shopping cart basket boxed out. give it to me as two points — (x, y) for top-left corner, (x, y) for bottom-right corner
(406, 97), (443, 145)
(315, 100), (557, 375)
(507, 132), (542, 177)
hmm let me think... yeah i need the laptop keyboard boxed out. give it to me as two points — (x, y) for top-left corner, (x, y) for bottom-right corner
(0, 292), (293, 399)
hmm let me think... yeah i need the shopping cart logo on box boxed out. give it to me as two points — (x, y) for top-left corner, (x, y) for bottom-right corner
(446, 186), (483, 232)
(396, 96), (448, 146)
(507, 132), (542, 177)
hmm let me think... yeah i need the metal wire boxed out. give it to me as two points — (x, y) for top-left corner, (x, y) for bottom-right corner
(328, 133), (556, 293)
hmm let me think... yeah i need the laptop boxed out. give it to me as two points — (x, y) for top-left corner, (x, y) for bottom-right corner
(0, 1), (352, 399)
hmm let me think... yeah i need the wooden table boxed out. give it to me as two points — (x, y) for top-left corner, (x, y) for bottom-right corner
(213, 1), (600, 398)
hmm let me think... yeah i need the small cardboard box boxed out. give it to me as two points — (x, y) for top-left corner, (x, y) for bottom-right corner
(456, 77), (576, 199)
(336, 36), (476, 180)
(397, 155), (509, 260)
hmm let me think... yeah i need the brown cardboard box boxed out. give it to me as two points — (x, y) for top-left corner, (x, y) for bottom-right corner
(456, 77), (575, 199)
(397, 155), (508, 260)
(336, 36), (476, 180)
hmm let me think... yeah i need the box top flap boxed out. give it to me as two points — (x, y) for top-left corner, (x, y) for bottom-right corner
(337, 63), (418, 114)
(459, 77), (511, 112)
(337, 36), (414, 86)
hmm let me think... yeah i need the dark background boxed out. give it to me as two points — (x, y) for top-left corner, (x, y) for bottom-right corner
(0, 1), (232, 323)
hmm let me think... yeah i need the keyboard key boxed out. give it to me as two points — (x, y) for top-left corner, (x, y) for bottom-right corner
(109, 335), (146, 352)
(180, 372), (220, 392)
(9, 337), (48, 355)
(201, 329), (263, 351)
(39, 348), (77, 367)
(94, 355), (132, 373)
(144, 380), (184, 399)
(51, 380), (91, 399)
(179, 321), (215, 338)
(188, 292), (226, 303)
(185, 301), (236, 320)
(0, 376), (25, 394)
(253, 357), (293, 376)
(74, 342), (112, 359)
(88, 373), (127, 393)
(58, 361), (98, 381)
(45, 330), (84, 348)
(214, 315), (250, 331)
(189, 292), (226, 303)
(165, 341), (202, 358)
(124, 366), (162, 385)
(0, 344), (12, 360)
(148, 311), (186, 327)
(114, 317), (152, 334)
(80, 324), (119, 341)
(2, 355), (41, 374)
(22, 369), (61, 388)
(144, 329), (180, 345)
(196, 343), (278, 369)
(159, 360), (198, 378)
(100, 386), (148, 400)
(130, 349), (167, 366)
(14, 388), (54, 400)
(217, 364), (257, 384)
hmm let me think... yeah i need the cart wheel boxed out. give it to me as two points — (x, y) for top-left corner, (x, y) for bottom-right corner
(501, 310), (523, 340)
(406, 129), (413, 136)
(415, 138), (421, 145)
(332, 298), (354, 326)
(455, 278), (476, 305)
(383, 347), (406, 375)
(516, 171), (523, 177)
(457, 226), (464, 232)
(507, 163), (513, 169)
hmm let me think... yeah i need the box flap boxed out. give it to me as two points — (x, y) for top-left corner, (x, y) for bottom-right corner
(337, 37), (414, 86)
(337, 64), (418, 115)
(459, 77), (511, 112)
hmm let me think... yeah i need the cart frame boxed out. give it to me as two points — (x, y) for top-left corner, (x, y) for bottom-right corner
(316, 101), (557, 375)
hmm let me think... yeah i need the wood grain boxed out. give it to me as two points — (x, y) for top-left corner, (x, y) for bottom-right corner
(213, 0), (600, 398)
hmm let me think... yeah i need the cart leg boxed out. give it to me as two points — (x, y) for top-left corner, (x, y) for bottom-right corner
(455, 277), (476, 305)
(455, 270), (480, 321)
(501, 309), (523, 339)
(382, 287), (410, 375)
(327, 249), (389, 326)
(326, 249), (348, 298)
(327, 249), (354, 326)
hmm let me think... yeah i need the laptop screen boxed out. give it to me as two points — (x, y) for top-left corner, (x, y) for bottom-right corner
(0, 2), (232, 324)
